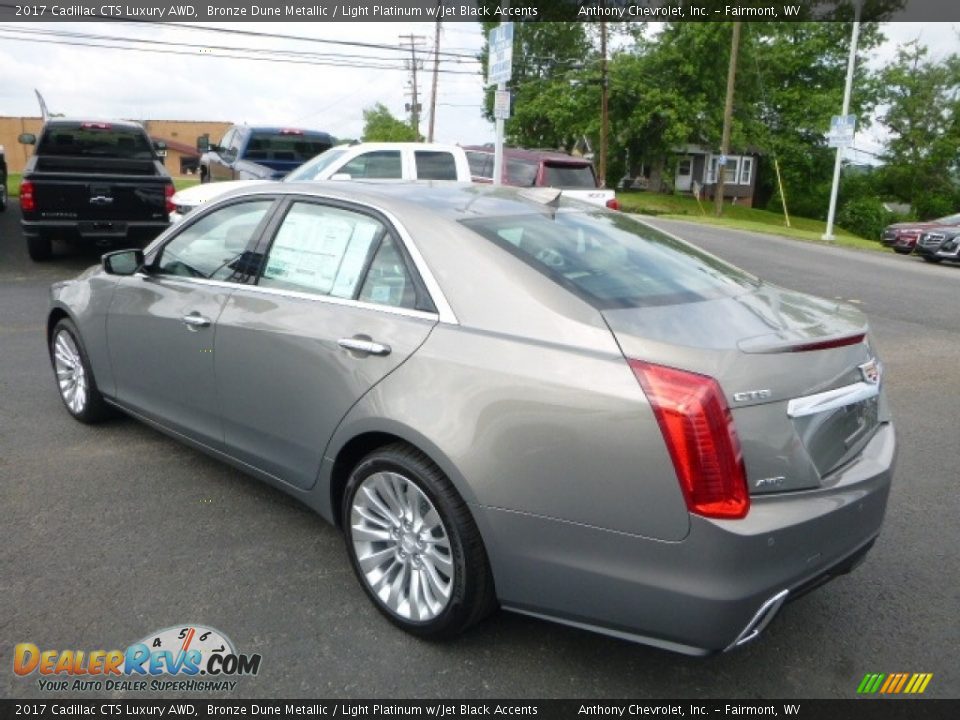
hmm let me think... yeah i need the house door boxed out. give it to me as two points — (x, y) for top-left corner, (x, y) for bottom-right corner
(675, 155), (694, 192)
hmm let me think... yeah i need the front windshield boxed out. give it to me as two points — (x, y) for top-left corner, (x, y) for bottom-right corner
(285, 146), (349, 182)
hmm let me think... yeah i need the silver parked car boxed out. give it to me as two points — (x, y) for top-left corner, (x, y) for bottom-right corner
(47, 183), (895, 655)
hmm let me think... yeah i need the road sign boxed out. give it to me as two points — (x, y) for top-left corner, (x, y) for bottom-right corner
(488, 22), (514, 85)
(493, 90), (511, 120)
(827, 114), (856, 148)
(718, 154), (728, 167)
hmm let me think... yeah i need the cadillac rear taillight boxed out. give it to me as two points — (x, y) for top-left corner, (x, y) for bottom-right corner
(164, 184), (175, 214)
(606, 198), (620, 211)
(20, 180), (36, 212)
(629, 359), (750, 519)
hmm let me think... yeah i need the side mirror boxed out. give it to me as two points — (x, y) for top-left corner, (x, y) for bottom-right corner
(102, 249), (144, 276)
(196, 135), (210, 153)
(18, 133), (36, 145)
(330, 172), (352, 181)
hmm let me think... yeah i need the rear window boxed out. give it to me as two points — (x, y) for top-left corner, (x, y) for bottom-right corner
(415, 151), (458, 180)
(506, 158), (538, 187)
(543, 162), (597, 188)
(466, 151), (493, 180)
(245, 132), (331, 163)
(285, 146), (348, 182)
(461, 211), (758, 309)
(38, 125), (154, 159)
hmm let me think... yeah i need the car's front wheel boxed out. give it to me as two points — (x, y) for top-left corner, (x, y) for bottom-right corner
(49, 318), (113, 423)
(342, 444), (496, 639)
(922, 255), (943, 264)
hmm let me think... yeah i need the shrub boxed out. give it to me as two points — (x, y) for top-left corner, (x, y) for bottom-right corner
(837, 196), (893, 241)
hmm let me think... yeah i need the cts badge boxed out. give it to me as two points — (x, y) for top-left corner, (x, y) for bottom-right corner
(733, 389), (772, 403)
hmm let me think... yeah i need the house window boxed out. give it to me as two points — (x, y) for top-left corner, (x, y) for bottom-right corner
(677, 158), (692, 176)
(706, 156), (717, 184)
(739, 157), (754, 185)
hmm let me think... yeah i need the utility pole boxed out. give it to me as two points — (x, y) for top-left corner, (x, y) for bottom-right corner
(715, 21), (741, 217)
(400, 34), (426, 138)
(822, 0), (862, 241)
(599, 21), (608, 187)
(427, 11), (442, 142)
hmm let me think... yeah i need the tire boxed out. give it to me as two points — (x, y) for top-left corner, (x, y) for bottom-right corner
(0, 181), (7, 212)
(49, 318), (114, 423)
(342, 443), (497, 639)
(922, 256), (942, 264)
(27, 234), (52, 262)
(200, 166), (210, 184)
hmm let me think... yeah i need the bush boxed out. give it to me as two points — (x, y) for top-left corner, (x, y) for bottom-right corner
(837, 196), (893, 241)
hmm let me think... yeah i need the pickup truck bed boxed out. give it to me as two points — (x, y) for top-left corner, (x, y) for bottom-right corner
(19, 119), (173, 261)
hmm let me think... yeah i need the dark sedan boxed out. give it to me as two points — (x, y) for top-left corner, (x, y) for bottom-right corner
(915, 225), (960, 263)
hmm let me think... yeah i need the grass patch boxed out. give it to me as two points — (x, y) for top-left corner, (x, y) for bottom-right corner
(6, 172), (199, 198)
(617, 190), (881, 251)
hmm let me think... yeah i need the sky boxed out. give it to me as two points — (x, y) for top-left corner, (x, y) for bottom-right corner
(0, 20), (957, 157)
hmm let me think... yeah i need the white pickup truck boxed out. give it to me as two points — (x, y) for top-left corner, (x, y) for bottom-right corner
(169, 142), (473, 222)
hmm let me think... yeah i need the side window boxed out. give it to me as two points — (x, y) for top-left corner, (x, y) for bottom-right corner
(414, 151), (458, 180)
(358, 236), (418, 310)
(219, 129), (235, 152)
(260, 203), (385, 299)
(156, 201), (273, 281)
(466, 151), (492, 180)
(338, 151), (402, 179)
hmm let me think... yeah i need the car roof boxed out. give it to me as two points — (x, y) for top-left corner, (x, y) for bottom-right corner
(43, 118), (145, 130)
(243, 127), (333, 138)
(463, 145), (592, 164)
(220, 180), (588, 221)
(335, 142), (465, 153)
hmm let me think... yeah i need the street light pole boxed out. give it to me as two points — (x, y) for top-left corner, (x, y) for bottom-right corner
(822, 1), (862, 241)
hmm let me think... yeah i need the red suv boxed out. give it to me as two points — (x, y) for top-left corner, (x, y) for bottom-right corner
(463, 146), (619, 210)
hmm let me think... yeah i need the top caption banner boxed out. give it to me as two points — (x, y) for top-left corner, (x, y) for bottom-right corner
(1, 0), (959, 23)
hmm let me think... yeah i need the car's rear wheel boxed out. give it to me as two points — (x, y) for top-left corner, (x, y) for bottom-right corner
(342, 444), (496, 638)
(50, 318), (113, 423)
(27, 234), (52, 261)
(0, 183), (7, 212)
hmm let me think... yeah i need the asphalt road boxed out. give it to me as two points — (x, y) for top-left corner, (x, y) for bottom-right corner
(1, 207), (957, 700)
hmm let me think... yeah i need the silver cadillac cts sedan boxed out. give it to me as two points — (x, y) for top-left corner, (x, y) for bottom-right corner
(47, 182), (895, 655)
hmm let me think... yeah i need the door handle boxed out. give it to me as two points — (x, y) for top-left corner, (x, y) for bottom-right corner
(338, 338), (392, 356)
(181, 313), (211, 328)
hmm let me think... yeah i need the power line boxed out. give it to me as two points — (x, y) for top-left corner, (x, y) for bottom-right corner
(0, 28), (482, 76)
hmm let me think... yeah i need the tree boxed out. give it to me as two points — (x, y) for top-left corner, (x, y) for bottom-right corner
(480, 21), (597, 151)
(361, 103), (419, 142)
(876, 41), (960, 218)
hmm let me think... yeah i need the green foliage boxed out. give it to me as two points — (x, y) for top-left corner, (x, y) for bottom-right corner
(480, 22), (596, 151)
(361, 103), (419, 143)
(836, 195), (891, 241)
(877, 41), (960, 218)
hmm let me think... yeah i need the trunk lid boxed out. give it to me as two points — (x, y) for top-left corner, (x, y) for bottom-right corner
(603, 283), (886, 495)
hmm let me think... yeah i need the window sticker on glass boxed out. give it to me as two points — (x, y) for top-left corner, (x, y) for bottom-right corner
(262, 204), (385, 298)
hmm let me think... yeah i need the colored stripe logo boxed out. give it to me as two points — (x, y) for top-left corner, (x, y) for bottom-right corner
(857, 673), (933, 694)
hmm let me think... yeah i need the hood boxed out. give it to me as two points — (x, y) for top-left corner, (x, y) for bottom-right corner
(171, 180), (269, 208)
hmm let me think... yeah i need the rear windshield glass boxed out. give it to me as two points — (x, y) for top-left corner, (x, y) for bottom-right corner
(543, 162), (597, 188)
(245, 132), (332, 163)
(506, 158), (538, 187)
(38, 126), (154, 159)
(415, 151), (458, 180)
(461, 211), (758, 308)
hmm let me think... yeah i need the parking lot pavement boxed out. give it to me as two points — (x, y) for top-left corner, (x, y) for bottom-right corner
(2, 206), (957, 699)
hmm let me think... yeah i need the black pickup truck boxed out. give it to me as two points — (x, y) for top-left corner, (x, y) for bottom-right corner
(198, 125), (333, 183)
(18, 119), (173, 261)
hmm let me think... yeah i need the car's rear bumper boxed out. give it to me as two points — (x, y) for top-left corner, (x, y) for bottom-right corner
(22, 219), (169, 245)
(477, 421), (895, 655)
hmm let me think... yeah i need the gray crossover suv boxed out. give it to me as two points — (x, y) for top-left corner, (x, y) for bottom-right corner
(47, 182), (895, 655)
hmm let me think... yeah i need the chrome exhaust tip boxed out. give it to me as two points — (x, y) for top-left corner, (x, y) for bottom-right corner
(725, 589), (790, 651)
